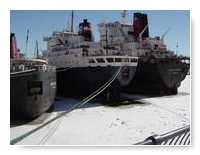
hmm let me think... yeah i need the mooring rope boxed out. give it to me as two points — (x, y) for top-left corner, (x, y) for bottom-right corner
(10, 66), (122, 145)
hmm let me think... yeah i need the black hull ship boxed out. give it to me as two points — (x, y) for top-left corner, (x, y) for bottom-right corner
(57, 62), (136, 102)
(122, 57), (189, 95)
(98, 11), (190, 95)
(10, 65), (56, 119)
(124, 12), (190, 95)
(10, 33), (56, 119)
(57, 67), (120, 100)
(43, 18), (137, 104)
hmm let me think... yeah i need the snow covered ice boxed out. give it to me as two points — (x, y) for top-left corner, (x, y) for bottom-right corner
(10, 75), (190, 145)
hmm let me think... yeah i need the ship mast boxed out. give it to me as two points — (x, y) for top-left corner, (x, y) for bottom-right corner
(121, 10), (127, 23)
(176, 43), (179, 56)
(34, 39), (39, 58)
(105, 29), (108, 54)
(71, 10), (74, 32)
(25, 29), (29, 59)
(161, 28), (170, 41)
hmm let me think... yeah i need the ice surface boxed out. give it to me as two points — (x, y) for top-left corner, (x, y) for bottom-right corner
(10, 75), (190, 145)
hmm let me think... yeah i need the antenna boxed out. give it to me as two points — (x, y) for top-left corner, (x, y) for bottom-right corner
(25, 29), (29, 59)
(176, 43), (179, 56)
(121, 10), (127, 23)
(161, 28), (170, 41)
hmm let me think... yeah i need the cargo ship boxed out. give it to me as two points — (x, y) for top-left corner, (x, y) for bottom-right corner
(98, 11), (190, 95)
(43, 14), (138, 104)
(10, 33), (57, 119)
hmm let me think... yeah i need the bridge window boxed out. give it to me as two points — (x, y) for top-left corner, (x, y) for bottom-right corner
(89, 59), (95, 63)
(96, 58), (105, 63)
(115, 58), (122, 62)
(106, 58), (114, 62)
(131, 59), (137, 62)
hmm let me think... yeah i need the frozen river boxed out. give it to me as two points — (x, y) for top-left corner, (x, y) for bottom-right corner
(10, 75), (190, 145)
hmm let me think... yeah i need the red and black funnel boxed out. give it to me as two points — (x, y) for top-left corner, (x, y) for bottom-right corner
(10, 33), (19, 58)
(133, 12), (149, 39)
(78, 19), (93, 41)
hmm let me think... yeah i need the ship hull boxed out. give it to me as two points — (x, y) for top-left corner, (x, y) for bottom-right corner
(122, 57), (189, 95)
(57, 66), (136, 103)
(10, 70), (56, 119)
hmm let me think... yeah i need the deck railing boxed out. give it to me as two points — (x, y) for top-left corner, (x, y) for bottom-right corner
(134, 125), (190, 145)
(10, 64), (56, 73)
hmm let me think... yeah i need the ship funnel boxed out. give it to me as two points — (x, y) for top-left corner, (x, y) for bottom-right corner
(10, 33), (19, 58)
(78, 19), (94, 41)
(133, 12), (149, 39)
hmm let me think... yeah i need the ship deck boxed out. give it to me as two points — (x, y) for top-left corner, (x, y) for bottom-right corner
(10, 75), (190, 145)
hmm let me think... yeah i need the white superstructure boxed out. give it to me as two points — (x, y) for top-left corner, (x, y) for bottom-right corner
(43, 20), (138, 69)
(98, 20), (174, 58)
